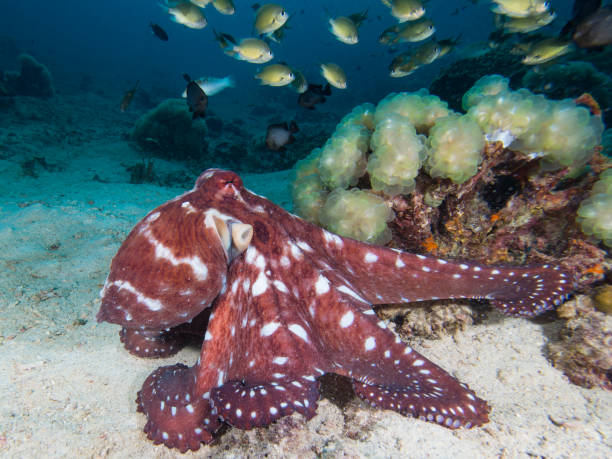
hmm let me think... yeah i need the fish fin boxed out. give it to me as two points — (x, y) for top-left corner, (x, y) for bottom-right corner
(222, 32), (236, 45)
(225, 75), (236, 88)
(289, 121), (299, 133)
(183, 73), (192, 83)
(348, 9), (368, 28)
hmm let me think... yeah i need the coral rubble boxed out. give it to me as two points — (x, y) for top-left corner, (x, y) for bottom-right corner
(548, 295), (612, 390)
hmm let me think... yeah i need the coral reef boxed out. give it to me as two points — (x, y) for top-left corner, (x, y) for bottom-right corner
(131, 98), (209, 162)
(429, 46), (525, 112)
(548, 294), (612, 390)
(292, 75), (610, 341)
(522, 61), (612, 127)
(293, 77), (606, 267)
(2, 53), (54, 98)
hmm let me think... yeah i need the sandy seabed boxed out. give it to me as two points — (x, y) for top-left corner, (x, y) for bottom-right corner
(0, 94), (610, 458)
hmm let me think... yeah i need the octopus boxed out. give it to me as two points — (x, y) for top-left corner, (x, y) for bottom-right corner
(97, 169), (573, 452)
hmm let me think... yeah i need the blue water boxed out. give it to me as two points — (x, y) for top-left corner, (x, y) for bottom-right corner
(0, 0), (575, 105)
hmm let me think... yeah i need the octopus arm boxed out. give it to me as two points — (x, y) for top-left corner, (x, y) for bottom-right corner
(196, 250), (330, 430)
(313, 230), (572, 317)
(312, 282), (490, 429)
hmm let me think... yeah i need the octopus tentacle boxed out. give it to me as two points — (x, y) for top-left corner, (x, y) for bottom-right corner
(308, 283), (489, 428)
(191, 251), (331, 430)
(136, 364), (220, 453)
(304, 229), (572, 317)
(211, 379), (320, 429)
(353, 380), (489, 429)
(119, 327), (187, 358)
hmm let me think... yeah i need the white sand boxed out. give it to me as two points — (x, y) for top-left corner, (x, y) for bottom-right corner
(0, 95), (610, 458)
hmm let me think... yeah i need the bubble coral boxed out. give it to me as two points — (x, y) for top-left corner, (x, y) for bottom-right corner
(374, 89), (452, 134)
(318, 188), (394, 244)
(425, 115), (485, 184)
(367, 114), (426, 194)
(577, 169), (612, 247)
(291, 149), (327, 223)
(464, 75), (604, 169)
(318, 124), (370, 190)
(291, 75), (605, 257)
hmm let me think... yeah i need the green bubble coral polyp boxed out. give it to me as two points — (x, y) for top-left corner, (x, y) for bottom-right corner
(578, 169), (612, 248)
(425, 115), (485, 184)
(291, 75), (605, 246)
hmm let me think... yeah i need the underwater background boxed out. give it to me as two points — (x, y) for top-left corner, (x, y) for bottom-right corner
(0, 0), (611, 457)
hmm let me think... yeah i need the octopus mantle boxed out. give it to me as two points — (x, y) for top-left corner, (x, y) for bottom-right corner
(97, 169), (572, 452)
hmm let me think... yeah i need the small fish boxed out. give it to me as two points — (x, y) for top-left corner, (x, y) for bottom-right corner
(572, 6), (612, 48)
(329, 16), (359, 44)
(378, 24), (400, 44)
(215, 31), (273, 63)
(391, 17), (435, 43)
(491, 0), (550, 18)
(120, 81), (139, 112)
(181, 76), (235, 97)
(389, 52), (419, 77)
(161, 1), (207, 29)
(150, 23), (169, 41)
(329, 9), (368, 44)
(381, 0), (426, 22)
(437, 35), (461, 58)
(253, 3), (289, 35)
(183, 73), (208, 118)
(510, 40), (534, 55)
(320, 62), (347, 89)
(521, 38), (573, 65)
(265, 121), (299, 151)
(297, 83), (332, 109)
(560, 0), (600, 37)
(290, 69), (308, 94)
(211, 0), (235, 15)
(412, 40), (441, 65)
(255, 64), (294, 86)
(496, 11), (556, 33)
